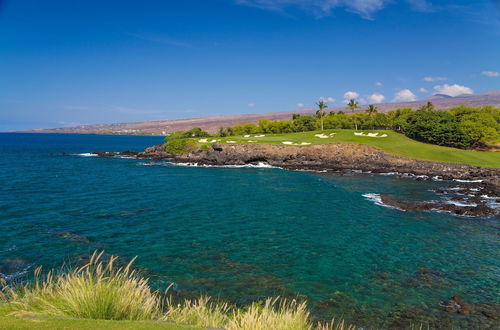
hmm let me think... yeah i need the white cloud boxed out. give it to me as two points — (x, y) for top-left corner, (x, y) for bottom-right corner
(392, 89), (417, 102)
(343, 91), (359, 99)
(237, 0), (435, 19)
(406, 0), (433, 12)
(482, 71), (500, 77)
(423, 76), (447, 82)
(367, 93), (385, 104)
(433, 84), (473, 97)
(319, 96), (335, 103)
(297, 103), (304, 107)
(248, 103), (256, 107)
(418, 88), (428, 93)
(236, 0), (388, 19)
(375, 81), (383, 87)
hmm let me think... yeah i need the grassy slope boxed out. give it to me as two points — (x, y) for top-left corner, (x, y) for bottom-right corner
(196, 129), (500, 168)
(0, 306), (200, 330)
(0, 317), (201, 330)
(0, 316), (200, 330)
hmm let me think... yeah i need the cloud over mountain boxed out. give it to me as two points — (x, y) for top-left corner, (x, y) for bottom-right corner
(433, 84), (473, 97)
(393, 89), (417, 102)
(343, 91), (359, 99)
(367, 93), (385, 103)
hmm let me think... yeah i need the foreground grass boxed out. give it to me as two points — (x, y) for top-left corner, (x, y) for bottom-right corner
(0, 251), (354, 330)
(0, 313), (198, 330)
(197, 129), (500, 168)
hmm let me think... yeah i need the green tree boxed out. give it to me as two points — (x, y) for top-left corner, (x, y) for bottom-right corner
(292, 115), (318, 132)
(347, 99), (360, 130)
(419, 101), (435, 111)
(365, 104), (378, 129)
(315, 100), (328, 131)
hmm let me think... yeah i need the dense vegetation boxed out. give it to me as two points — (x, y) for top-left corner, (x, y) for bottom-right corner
(164, 104), (499, 153)
(0, 251), (354, 330)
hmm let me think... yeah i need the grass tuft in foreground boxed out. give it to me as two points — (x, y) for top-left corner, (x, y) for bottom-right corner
(0, 251), (355, 329)
(1, 251), (163, 321)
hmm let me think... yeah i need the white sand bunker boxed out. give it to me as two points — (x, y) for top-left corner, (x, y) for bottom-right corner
(254, 135), (265, 138)
(314, 134), (331, 138)
(354, 132), (387, 138)
(227, 140), (237, 143)
(243, 135), (250, 137)
(282, 141), (311, 146)
(198, 138), (208, 143)
(247, 140), (257, 143)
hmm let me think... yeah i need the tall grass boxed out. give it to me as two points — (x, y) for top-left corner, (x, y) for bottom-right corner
(165, 296), (231, 326)
(227, 297), (310, 330)
(1, 251), (162, 320)
(0, 251), (356, 329)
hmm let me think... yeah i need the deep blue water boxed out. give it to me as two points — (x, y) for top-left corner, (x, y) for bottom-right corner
(0, 133), (498, 328)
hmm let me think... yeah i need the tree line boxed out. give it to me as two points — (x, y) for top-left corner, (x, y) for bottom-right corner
(166, 102), (499, 150)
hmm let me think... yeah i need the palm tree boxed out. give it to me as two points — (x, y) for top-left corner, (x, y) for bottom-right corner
(365, 104), (378, 129)
(316, 99), (328, 131)
(347, 99), (360, 130)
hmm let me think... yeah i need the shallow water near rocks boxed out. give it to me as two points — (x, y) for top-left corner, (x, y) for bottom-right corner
(0, 133), (498, 329)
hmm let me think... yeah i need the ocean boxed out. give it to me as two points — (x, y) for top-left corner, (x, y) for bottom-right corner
(0, 133), (498, 328)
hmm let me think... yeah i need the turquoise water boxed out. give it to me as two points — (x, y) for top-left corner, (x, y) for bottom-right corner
(0, 133), (498, 328)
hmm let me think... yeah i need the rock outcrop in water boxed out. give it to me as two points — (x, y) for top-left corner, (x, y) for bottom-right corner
(155, 143), (499, 183)
(95, 142), (500, 217)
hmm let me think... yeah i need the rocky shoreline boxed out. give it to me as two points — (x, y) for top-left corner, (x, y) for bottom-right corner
(136, 143), (499, 183)
(92, 142), (500, 217)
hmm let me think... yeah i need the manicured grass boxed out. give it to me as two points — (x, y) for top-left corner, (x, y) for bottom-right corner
(0, 314), (199, 330)
(195, 129), (500, 168)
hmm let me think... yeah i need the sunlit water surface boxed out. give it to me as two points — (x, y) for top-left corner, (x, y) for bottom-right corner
(0, 133), (498, 328)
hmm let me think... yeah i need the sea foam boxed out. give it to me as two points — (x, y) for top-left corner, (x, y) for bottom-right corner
(362, 193), (402, 210)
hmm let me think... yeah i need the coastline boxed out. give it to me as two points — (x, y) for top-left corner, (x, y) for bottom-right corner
(94, 142), (500, 218)
(137, 143), (500, 183)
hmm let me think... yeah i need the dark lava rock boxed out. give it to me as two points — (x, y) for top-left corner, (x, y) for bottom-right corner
(439, 203), (496, 217)
(380, 195), (436, 212)
(137, 144), (173, 160)
(0, 258), (27, 274)
(53, 232), (90, 244)
(120, 150), (138, 156)
(474, 302), (500, 319)
(443, 296), (500, 320)
(407, 267), (448, 288)
(92, 150), (139, 158)
(445, 296), (471, 315)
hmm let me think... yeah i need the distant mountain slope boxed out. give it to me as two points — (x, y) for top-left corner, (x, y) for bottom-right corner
(19, 90), (500, 135)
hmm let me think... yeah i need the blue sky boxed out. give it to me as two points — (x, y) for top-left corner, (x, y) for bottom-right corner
(0, 0), (499, 130)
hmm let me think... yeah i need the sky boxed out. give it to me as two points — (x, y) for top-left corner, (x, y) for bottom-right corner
(0, 0), (499, 131)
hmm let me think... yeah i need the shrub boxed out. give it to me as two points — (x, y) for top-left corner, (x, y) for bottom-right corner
(165, 138), (198, 154)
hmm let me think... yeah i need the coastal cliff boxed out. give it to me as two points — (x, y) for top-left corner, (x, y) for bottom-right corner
(139, 142), (499, 183)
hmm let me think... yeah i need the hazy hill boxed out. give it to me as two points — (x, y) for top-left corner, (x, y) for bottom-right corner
(19, 90), (500, 135)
